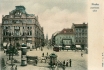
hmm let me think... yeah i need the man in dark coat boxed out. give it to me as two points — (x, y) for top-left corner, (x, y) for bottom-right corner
(69, 59), (72, 67)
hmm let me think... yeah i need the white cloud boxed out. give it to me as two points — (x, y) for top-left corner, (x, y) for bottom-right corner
(0, 0), (87, 39)
(38, 7), (87, 38)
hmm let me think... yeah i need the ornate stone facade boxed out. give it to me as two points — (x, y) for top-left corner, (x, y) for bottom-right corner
(1, 6), (44, 49)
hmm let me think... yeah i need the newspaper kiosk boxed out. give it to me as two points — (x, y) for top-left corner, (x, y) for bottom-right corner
(21, 44), (27, 66)
(49, 53), (57, 67)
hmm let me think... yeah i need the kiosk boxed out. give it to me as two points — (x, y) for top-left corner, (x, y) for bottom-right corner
(49, 53), (57, 67)
(21, 44), (27, 66)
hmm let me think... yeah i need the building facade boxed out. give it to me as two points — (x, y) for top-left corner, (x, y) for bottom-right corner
(71, 23), (88, 49)
(1, 6), (44, 49)
(0, 24), (1, 49)
(51, 31), (60, 46)
(53, 29), (75, 46)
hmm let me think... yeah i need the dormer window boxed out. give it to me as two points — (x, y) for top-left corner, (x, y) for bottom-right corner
(64, 31), (66, 33)
(15, 11), (22, 17)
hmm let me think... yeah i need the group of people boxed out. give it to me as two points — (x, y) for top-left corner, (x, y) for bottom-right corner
(10, 65), (17, 70)
(62, 59), (72, 67)
(42, 52), (48, 57)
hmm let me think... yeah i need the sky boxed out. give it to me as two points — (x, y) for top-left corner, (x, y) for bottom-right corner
(0, 0), (88, 39)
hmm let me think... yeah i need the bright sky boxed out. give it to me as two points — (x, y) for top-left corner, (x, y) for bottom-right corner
(0, 0), (88, 39)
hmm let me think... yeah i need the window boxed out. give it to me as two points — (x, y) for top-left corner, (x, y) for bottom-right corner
(3, 26), (6, 29)
(14, 26), (20, 29)
(9, 20), (12, 23)
(27, 27), (29, 29)
(76, 40), (78, 42)
(30, 31), (32, 35)
(16, 20), (20, 23)
(82, 40), (84, 42)
(30, 27), (32, 29)
(14, 30), (20, 36)
(27, 31), (32, 36)
(23, 26), (25, 29)
(82, 29), (84, 32)
(64, 31), (66, 33)
(23, 32), (25, 36)
(79, 40), (81, 42)
(4, 20), (8, 24)
(27, 26), (32, 29)
(76, 35), (77, 37)
(76, 29), (78, 32)
(3, 32), (6, 36)
(28, 19), (32, 23)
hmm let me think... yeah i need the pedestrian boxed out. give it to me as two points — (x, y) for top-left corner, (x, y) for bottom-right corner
(15, 65), (17, 70)
(35, 59), (38, 65)
(63, 60), (65, 66)
(67, 48), (68, 51)
(42, 52), (44, 57)
(81, 53), (83, 57)
(4, 48), (6, 53)
(47, 52), (48, 56)
(6, 58), (8, 64)
(66, 60), (68, 67)
(69, 59), (72, 67)
(10, 65), (14, 70)
(62, 65), (65, 70)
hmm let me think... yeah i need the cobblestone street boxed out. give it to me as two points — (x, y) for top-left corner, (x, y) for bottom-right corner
(0, 46), (87, 70)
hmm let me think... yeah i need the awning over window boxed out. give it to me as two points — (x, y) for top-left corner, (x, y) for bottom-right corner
(65, 46), (70, 48)
(59, 46), (62, 47)
(76, 45), (81, 48)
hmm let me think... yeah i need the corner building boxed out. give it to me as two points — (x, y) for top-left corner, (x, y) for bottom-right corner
(54, 28), (75, 46)
(71, 23), (88, 49)
(1, 6), (44, 49)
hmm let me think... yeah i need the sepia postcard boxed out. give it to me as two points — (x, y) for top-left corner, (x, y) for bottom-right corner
(0, 0), (104, 70)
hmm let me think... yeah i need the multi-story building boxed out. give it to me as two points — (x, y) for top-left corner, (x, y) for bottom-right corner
(45, 34), (48, 45)
(1, 6), (44, 49)
(71, 23), (88, 49)
(53, 28), (75, 46)
(51, 31), (60, 46)
(0, 24), (1, 49)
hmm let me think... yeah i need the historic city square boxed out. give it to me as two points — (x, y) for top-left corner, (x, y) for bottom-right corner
(0, 0), (88, 70)
(0, 46), (87, 70)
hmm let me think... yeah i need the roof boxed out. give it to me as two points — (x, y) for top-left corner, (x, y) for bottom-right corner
(27, 14), (35, 17)
(52, 31), (60, 36)
(73, 23), (88, 28)
(58, 28), (74, 34)
(10, 5), (27, 15)
(15, 6), (26, 10)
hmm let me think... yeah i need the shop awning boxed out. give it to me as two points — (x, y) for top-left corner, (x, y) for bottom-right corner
(65, 46), (70, 48)
(59, 46), (62, 47)
(76, 45), (81, 48)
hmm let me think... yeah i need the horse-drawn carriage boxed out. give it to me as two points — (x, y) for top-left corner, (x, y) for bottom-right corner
(26, 56), (38, 65)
